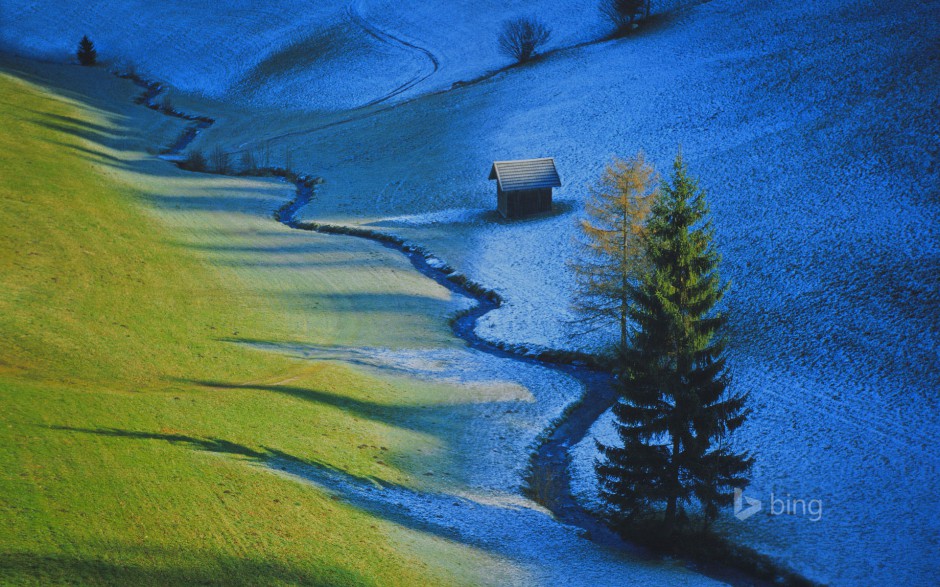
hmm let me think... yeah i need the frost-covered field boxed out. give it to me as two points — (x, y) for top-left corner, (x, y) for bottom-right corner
(1, 0), (658, 110)
(289, 0), (938, 583)
(4, 0), (937, 584)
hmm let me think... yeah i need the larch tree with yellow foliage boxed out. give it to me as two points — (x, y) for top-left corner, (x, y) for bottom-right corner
(571, 153), (658, 351)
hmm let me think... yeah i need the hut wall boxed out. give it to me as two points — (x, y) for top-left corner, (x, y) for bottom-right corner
(497, 186), (509, 218)
(503, 187), (552, 218)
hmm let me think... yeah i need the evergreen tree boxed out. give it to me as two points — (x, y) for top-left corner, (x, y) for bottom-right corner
(77, 35), (97, 66)
(571, 153), (657, 351)
(596, 152), (752, 535)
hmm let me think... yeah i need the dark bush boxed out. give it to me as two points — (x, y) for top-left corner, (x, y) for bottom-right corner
(498, 17), (551, 63)
(211, 145), (230, 175)
(239, 150), (257, 175)
(181, 149), (207, 172)
(260, 142), (271, 169)
(600, 0), (649, 33)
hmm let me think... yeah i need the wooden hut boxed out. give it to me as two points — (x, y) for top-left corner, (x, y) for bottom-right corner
(488, 158), (561, 219)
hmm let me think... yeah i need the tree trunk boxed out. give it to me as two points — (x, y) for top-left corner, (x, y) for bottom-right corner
(619, 307), (627, 351)
(662, 495), (677, 536)
(661, 435), (681, 536)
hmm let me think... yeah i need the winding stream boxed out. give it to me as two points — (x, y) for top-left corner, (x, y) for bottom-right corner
(122, 72), (765, 587)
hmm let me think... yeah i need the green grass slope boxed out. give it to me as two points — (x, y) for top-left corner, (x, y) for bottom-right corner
(0, 61), (504, 586)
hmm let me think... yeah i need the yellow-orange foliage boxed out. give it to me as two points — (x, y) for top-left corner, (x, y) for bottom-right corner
(571, 153), (658, 350)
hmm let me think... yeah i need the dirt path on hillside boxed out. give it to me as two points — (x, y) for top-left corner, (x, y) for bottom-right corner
(347, 0), (440, 108)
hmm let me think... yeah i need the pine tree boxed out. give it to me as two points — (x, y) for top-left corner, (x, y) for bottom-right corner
(571, 153), (657, 351)
(77, 35), (97, 66)
(596, 152), (752, 535)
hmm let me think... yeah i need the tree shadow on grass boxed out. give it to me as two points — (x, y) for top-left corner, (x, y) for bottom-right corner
(172, 241), (354, 256)
(182, 377), (512, 438)
(20, 107), (124, 138)
(208, 340), (510, 385)
(143, 191), (285, 214)
(263, 448), (685, 585)
(42, 424), (686, 583)
(43, 425), (514, 557)
(40, 138), (129, 165)
(46, 426), (690, 581)
(265, 447), (549, 551)
(46, 426), (267, 460)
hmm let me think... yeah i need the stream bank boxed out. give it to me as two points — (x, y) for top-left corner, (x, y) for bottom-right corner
(121, 70), (788, 587)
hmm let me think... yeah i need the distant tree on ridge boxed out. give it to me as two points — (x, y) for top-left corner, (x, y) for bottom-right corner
(77, 35), (97, 66)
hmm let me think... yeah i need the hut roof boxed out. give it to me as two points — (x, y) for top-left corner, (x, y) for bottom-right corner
(489, 158), (561, 192)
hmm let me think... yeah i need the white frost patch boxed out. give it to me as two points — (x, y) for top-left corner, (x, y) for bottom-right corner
(379, 207), (489, 227)
(240, 341), (581, 493)
(425, 256), (447, 270)
(569, 407), (617, 514)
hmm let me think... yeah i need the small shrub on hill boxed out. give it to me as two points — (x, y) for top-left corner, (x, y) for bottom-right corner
(498, 17), (551, 63)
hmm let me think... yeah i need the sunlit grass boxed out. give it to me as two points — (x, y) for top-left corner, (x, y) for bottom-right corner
(0, 65), (501, 586)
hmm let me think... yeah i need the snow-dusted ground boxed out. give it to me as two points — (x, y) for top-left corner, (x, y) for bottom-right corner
(3, 1), (340, 107)
(371, 207), (610, 353)
(4, 0), (938, 584)
(271, 454), (722, 587)
(286, 0), (937, 583)
(0, 0), (687, 110)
